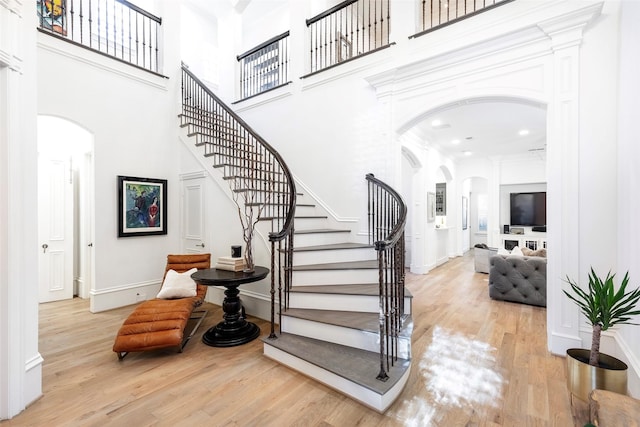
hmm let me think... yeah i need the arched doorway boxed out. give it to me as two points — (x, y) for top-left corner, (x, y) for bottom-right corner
(399, 97), (547, 271)
(37, 116), (94, 303)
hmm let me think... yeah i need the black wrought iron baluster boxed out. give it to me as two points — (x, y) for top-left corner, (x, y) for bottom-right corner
(386, 0), (390, 46)
(79, 0), (85, 43)
(69, 0), (75, 40)
(111, 0), (116, 55)
(127, 8), (131, 63)
(147, 16), (152, 70)
(373, 0), (378, 49)
(154, 17), (159, 72)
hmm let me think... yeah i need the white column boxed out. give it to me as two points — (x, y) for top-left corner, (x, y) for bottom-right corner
(538, 4), (603, 355)
(0, 0), (41, 419)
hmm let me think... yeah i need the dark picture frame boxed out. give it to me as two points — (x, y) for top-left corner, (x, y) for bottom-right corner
(117, 175), (167, 237)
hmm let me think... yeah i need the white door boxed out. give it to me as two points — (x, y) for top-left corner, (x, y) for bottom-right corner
(38, 154), (74, 302)
(182, 174), (207, 254)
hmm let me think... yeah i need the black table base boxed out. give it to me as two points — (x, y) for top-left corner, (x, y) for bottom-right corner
(191, 266), (269, 348)
(202, 282), (260, 347)
(202, 320), (260, 347)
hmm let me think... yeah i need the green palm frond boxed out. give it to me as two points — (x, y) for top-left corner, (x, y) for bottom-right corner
(564, 268), (640, 331)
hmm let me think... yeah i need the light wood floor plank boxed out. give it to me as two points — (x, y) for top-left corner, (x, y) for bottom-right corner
(2, 252), (589, 426)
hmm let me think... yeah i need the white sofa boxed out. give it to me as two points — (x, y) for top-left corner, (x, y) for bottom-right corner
(473, 245), (498, 273)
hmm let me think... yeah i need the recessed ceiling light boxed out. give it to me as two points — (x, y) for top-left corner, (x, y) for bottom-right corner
(451, 139), (460, 145)
(431, 119), (442, 127)
(518, 129), (530, 136)
(463, 151), (472, 156)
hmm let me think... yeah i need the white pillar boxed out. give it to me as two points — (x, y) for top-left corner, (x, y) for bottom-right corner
(539, 3), (603, 355)
(0, 0), (42, 419)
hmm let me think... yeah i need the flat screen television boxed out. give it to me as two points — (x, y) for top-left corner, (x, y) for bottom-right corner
(510, 192), (546, 226)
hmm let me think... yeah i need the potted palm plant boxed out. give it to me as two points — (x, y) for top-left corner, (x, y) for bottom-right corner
(563, 268), (640, 402)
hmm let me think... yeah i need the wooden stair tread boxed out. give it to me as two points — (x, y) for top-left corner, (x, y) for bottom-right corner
(293, 260), (378, 271)
(262, 333), (410, 395)
(294, 228), (351, 235)
(261, 215), (326, 220)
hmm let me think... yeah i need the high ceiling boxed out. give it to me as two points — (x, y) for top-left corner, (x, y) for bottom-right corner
(409, 100), (547, 160)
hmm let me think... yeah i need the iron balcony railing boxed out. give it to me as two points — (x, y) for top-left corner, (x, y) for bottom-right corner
(366, 173), (407, 381)
(180, 63), (296, 340)
(306, 0), (390, 75)
(237, 31), (291, 101)
(37, 0), (163, 75)
(413, 0), (515, 37)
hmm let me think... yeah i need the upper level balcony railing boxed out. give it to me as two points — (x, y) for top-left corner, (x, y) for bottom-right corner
(414, 0), (514, 37)
(237, 31), (290, 101)
(306, 0), (390, 75)
(37, 0), (163, 75)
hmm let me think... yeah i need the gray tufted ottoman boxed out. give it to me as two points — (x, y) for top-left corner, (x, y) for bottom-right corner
(488, 254), (547, 307)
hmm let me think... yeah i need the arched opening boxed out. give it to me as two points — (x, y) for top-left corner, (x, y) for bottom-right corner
(37, 115), (94, 304)
(399, 97), (547, 271)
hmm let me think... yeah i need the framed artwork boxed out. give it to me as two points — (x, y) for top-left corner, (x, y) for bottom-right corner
(427, 192), (436, 222)
(118, 176), (167, 237)
(462, 196), (468, 230)
(37, 0), (68, 36)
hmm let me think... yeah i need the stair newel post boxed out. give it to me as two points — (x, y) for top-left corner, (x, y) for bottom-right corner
(286, 226), (294, 309)
(376, 241), (389, 382)
(277, 238), (283, 332)
(269, 239), (277, 339)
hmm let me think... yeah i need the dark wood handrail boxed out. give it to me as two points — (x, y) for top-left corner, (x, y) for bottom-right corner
(306, 0), (359, 26)
(237, 31), (290, 61)
(366, 173), (407, 251)
(181, 63), (296, 243)
(116, 0), (162, 23)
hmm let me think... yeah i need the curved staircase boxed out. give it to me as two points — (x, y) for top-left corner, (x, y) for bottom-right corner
(178, 64), (411, 413)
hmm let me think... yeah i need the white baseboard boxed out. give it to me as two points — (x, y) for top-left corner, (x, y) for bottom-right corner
(24, 353), (43, 409)
(89, 280), (161, 313)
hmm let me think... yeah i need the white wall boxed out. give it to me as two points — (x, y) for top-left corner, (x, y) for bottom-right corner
(36, 10), (186, 311)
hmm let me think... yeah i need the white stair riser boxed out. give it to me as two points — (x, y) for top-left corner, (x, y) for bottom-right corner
(292, 268), (378, 285)
(292, 217), (328, 229)
(281, 316), (411, 359)
(288, 292), (412, 315)
(263, 345), (410, 413)
(294, 232), (351, 247)
(293, 248), (376, 266)
(295, 205), (319, 215)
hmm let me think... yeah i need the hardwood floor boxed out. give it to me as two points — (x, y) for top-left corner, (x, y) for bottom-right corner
(3, 252), (588, 426)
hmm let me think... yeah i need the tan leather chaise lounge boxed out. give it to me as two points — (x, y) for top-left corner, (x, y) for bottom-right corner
(113, 253), (211, 360)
